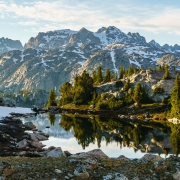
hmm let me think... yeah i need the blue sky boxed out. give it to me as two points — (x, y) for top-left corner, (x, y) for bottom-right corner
(0, 0), (180, 46)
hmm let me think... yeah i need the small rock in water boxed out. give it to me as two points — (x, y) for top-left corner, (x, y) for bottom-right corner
(23, 122), (36, 129)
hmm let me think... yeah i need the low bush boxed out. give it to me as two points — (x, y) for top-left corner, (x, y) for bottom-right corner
(154, 87), (164, 93)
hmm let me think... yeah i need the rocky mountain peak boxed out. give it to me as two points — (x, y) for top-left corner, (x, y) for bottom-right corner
(0, 37), (23, 54)
(24, 29), (77, 49)
(127, 32), (146, 44)
(96, 27), (107, 33)
(149, 39), (162, 49)
(68, 27), (101, 46)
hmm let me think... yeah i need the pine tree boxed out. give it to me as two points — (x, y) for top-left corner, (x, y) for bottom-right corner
(92, 71), (97, 84)
(123, 79), (130, 91)
(133, 82), (145, 107)
(128, 65), (134, 76)
(59, 82), (72, 105)
(104, 69), (111, 82)
(114, 72), (118, 81)
(73, 70), (94, 105)
(96, 66), (103, 84)
(47, 88), (57, 107)
(170, 74), (180, 118)
(163, 68), (171, 79)
(119, 66), (124, 79)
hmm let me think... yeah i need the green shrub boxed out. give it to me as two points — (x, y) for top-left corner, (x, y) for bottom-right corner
(154, 87), (164, 93)
(96, 101), (109, 110)
(108, 100), (124, 110)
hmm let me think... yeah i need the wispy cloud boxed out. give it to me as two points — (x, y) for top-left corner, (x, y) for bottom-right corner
(0, 0), (180, 34)
(18, 21), (38, 26)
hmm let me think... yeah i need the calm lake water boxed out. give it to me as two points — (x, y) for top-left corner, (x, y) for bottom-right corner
(22, 113), (179, 158)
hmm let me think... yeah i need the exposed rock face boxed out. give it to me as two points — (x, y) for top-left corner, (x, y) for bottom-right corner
(24, 29), (77, 49)
(1, 26), (180, 107)
(0, 37), (23, 54)
(96, 69), (179, 102)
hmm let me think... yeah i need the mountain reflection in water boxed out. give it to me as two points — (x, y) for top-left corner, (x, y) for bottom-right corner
(22, 113), (180, 158)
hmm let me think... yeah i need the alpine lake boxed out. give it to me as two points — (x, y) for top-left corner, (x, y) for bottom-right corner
(21, 113), (180, 158)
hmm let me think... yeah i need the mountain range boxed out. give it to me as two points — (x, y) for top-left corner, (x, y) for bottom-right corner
(1, 26), (180, 106)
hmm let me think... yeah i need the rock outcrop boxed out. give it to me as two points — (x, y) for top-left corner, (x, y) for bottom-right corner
(0, 37), (22, 54)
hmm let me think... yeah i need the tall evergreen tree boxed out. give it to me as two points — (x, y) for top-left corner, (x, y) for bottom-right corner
(128, 65), (134, 76)
(133, 82), (145, 107)
(73, 70), (94, 104)
(163, 66), (171, 79)
(96, 66), (103, 84)
(114, 72), (118, 80)
(119, 66), (125, 79)
(123, 79), (130, 91)
(47, 88), (57, 107)
(92, 71), (97, 84)
(59, 82), (72, 105)
(104, 68), (111, 82)
(170, 74), (180, 118)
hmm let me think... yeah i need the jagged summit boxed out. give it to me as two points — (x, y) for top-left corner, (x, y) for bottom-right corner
(149, 40), (162, 49)
(0, 37), (23, 54)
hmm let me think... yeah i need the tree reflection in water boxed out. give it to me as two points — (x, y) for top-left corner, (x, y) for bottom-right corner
(48, 113), (56, 126)
(59, 114), (180, 155)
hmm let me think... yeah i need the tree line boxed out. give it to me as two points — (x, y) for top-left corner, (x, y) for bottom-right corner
(47, 64), (180, 118)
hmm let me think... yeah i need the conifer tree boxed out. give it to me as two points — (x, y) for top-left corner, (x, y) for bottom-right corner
(47, 88), (57, 107)
(96, 66), (103, 84)
(163, 68), (171, 79)
(170, 74), (180, 118)
(92, 71), (97, 84)
(123, 79), (130, 91)
(114, 72), (118, 81)
(119, 66), (125, 79)
(133, 82), (145, 107)
(59, 82), (72, 105)
(104, 68), (111, 82)
(128, 65), (134, 76)
(73, 70), (94, 104)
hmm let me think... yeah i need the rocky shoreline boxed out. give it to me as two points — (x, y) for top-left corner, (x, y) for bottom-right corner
(0, 150), (180, 179)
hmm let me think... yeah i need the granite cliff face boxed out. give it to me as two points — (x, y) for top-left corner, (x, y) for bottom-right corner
(1, 26), (180, 106)
(0, 37), (23, 54)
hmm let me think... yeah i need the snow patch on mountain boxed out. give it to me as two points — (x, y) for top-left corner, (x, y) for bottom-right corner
(110, 50), (118, 73)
